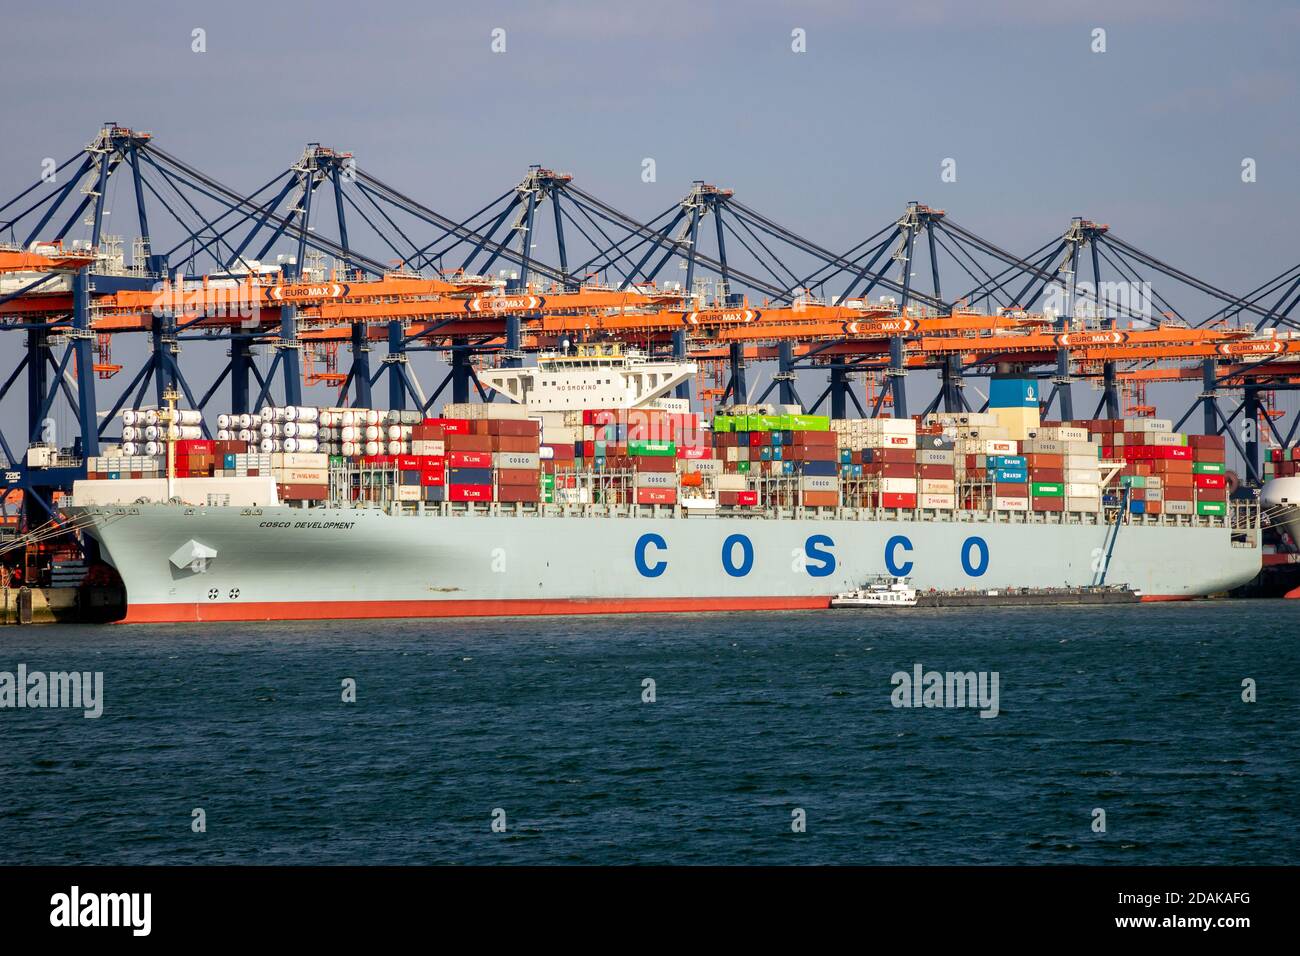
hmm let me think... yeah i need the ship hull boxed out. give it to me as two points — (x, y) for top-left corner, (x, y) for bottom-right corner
(70, 504), (1263, 624)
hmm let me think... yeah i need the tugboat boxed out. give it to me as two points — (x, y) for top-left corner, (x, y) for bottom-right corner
(831, 575), (918, 608)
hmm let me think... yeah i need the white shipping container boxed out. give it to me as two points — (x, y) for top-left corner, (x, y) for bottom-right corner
(993, 496), (1029, 511)
(271, 452), (329, 469)
(984, 440), (1018, 454)
(272, 467), (328, 483)
(1065, 483), (1100, 498)
(636, 472), (675, 488)
(1065, 455), (1098, 470)
(1066, 497), (1101, 512)
(800, 476), (839, 492)
(919, 478), (955, 494)
(494, 452), (541, 469)
(681, 459), (722, 475)
(880, 477), (918, 494)
(917, 449), (955, 465)
(919, 493), (956, 509)
(395, 485), (421, 502)
(1165, 499), (1194, 514)
(1065, 469), (1102, 485)
(1124, 418), (1172, 433)
(876, 435), (917, 449)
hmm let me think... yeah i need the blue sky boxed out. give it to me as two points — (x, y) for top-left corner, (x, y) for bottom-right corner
(3, 0), (1299, 449)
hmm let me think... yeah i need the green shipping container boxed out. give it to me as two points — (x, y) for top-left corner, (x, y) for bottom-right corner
(1120, 475), (1147, 488)
(735, 460), (751, 473)
(1196, 500), (1227, 516)
(712, 415), (735, 433)
(1031, 482), (1063, 496)
(541, 474), (555, 489)
(1193, 461), (1225, 474)
(628, 440), (676, 457)
(789, 414), (831, 431)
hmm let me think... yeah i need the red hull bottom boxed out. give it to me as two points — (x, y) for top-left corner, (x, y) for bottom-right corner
(120, 595), (833, 624)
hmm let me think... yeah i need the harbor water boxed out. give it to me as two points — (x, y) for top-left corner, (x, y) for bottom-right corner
(1, 601), (1296, 865)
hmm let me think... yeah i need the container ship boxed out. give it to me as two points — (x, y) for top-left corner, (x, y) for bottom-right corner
(63, 346), (1263, 624)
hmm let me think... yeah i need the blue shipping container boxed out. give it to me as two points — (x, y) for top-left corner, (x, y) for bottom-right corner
(802, 460), (838, 477)
(988, 455), (1027, 469)
(449, 467), (493, 485)
(993, 468), (1028, 483)
(989, 378), (1040, 409)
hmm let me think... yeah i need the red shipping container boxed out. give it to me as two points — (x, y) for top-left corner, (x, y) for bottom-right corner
(176, 439), (215, 454)
(918, 464), (955, 479)
(277, 483), (327, 501)
(881, 492), (917, 508)
(497, 468), (540, 486)
(448, 484), (493, 501)
(877, 448), (916, 464)
(497, 485), (541, 503)
(1032, 498), (1064, 512)
(792, 431), (836, 447)
(449, 450), (492, 468)
(675, 444), (711, 460)
(492, 435), (540, 453)
(635, 456), (676, 473)
(880, 462), (917, 479)
(737, 490), (759, 506)
(1194, 474), (1226, 489)
(424, 418), (469, 434)
(1196, 486), (1227, 501)
(419, 469), (444, 487)
(636, 487), (678, 505)
(446, 433), (492, 452)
